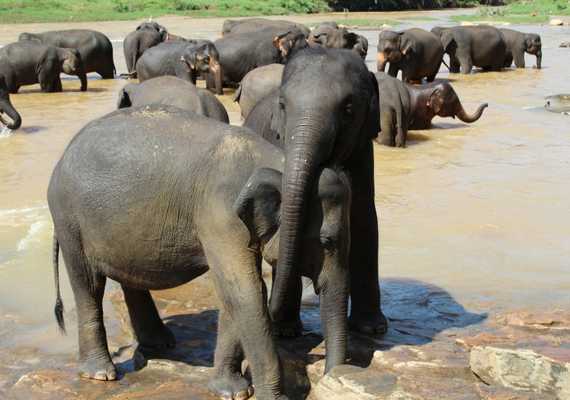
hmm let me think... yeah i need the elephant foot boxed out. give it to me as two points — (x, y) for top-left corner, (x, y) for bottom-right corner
(349, 311), (389, 335)
(79, 358), (117, 381)
(271, 318), (303, 338)
(137, 324), (176, 350)
(208, 373), (253, 400)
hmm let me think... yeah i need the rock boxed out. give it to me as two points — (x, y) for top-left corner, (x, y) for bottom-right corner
(550, 19), (564, 26)
(500, 310), (570, 334)
(469, 346), (570, 398)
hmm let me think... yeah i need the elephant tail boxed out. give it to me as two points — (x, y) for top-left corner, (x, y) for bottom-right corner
(53, 235), (66, 334)
(233, 84), (242, 103)
(442, 57), (450, 71)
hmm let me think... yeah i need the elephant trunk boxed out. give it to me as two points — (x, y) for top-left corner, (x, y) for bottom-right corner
(210, 59), (223, 95)
(536, 50), (542, 69)
(456, 102), (488, 123)
(377, 52), (387, 72)
(320, 271), (349, 373)
(0, 99), (22, 130)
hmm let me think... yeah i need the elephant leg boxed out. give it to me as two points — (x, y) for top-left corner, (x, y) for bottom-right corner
(449, 55), (461, 73)
(60, 236), (116, 380)
(270, 266), (303, 337)
(98, 67), (115, 79)
(513, 51), (525, 68)
(458, 54), (473, 74)
(503, 54), (513, 68)
(388, 63), (399, 78)
(395, 125), (407, 148)
(121, 286), (176, 350)
(346, 141), (387, 335)
(379, 111), (396, 147)
(209, 308), (252, 400)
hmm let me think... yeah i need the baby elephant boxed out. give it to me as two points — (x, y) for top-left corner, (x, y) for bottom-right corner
(48, 105), (351, 400)
(375, 72), (488, 147)
(0, 41), (87, 93)
(117, 76), (229, 123)
(500, 29), (542, 69)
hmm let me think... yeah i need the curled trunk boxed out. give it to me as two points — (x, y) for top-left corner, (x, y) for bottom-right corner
(0, 99), (22, 130)
(456, 102), (488, 123)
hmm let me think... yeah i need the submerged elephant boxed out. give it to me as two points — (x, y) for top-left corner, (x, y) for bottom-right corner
(123, 22), (168, 76)
(19, 29), (115, 79)
(377, 28), (444, 82)
(435, 25), (507, 74)
(48, 104), (351, 400)
(309, 23), (368, 59)
(234, 64), (284, 119)
(244, 47), (387, 336)
(222, 17), (310, 37)
(0, 41), (87, 93)
(545, 94), (570, 114)
(500, 29), (542, 69)
(375, 72), (488, 147)
(0, 76), (22, 129)
(136, 40), (223, 95)
(117, 76), (229, 123)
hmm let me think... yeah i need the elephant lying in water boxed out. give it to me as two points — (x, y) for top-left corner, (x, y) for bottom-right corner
(375, 72), (488, 147)
(117, 76), (229, 123)
(0, 76), (22, 129)
(545, 94), (570, 114)
(48, 105), (351, 400)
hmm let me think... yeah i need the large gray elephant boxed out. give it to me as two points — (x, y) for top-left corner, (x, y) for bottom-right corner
(136, 40), (223, 95)
(308, 23), (368, 59)
(243, 47), (387, 336)
(123, 22), (168, 76)
(234, 64), (284, 119)
(375, 72), (488, 147)
(0, 41), (87, 93)
(377, 28), (444, 82)
(18, 29), (115, 79)
(500, 28), (542, 69)
(434, 25), (507, 74)
(0, 76), (22, 129)
(222, 17), (310, 37)
(117, 76), (229, 123)
(48, 104), (351, 400)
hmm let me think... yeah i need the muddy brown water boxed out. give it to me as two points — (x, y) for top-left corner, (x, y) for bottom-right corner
(0, 10), (569, 396)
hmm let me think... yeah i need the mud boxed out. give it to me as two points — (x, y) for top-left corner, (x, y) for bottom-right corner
(0, 9), (569, 400)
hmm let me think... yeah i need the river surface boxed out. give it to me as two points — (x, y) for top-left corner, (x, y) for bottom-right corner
(0, 10), (569, 378)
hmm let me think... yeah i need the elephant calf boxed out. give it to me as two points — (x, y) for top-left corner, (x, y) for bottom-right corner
(309, 22), (369, 59)
(0, 76), (22, 129)
(0, 41), (87, 93)
(234, 63), (284, 119)
(500, 29), (542, 69)
(375, 72), (488, 147)
(117, 76), (229, 123)
(48, 105), (351, 400)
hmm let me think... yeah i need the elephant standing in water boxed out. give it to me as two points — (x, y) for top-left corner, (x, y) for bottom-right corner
(375, 72), (488, 147)
(500, 29), (542, 69)
(0, 41), (87, 93)
(308, 23), (369, 59)
(244, 47), (387, 336)
(0, 76), (22, 129)
(48, 105), (352, 400)
(123, 22), (168, 76)
(18, 29), (115, 79)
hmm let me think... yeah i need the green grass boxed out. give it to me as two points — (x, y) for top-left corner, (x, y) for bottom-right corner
(334, 18), (400, 28)
(452, 0), (570, 24)
(0, 0), (330, 24)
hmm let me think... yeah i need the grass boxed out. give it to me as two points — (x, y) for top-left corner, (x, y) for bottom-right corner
(334, 18), (400, 28)
(452, 0), (570, 24)
(0, 0), (330, 24)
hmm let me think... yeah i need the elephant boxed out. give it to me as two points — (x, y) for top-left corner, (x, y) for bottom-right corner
(117, 76), (229, 123)
(308, 23), (368, 59)
(500, 29), (542, 69)
(243, 46), (387, 336)
(18, 29), (115, 79)
(222, 18), (310, 37)
(136, 40), (223, 95)
(234, 64), (284, 119)
(545, 94), (570, 114)
(0, 41), (87, 93)
(214, 28), (307, 86)
(377, 28), (444, 82)
(0, 76), (22, 129)
(123, 23), (168, 76)
(48, 104), (351, 400)
(436, 26), (507, 74)
(374, 72), (488, 147)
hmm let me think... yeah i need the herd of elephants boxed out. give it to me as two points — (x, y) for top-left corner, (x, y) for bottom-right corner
(0, 16), (557, 400)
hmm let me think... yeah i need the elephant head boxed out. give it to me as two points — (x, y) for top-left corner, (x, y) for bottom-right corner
(181, 41), (223, 95)
(524, 33), (542, 69)
(0, 76), (21, 129)
(235, 166), (351, 373)
(273, 31), (309, 63)
(268, 47), (379, 371)
(427, 82), (488, 123)
(59, 48), (88, 91)
(376, 30), (415, 71)
(309, 26), (366, 59)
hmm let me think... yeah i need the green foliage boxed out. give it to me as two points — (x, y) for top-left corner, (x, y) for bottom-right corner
(453, 0), (570, 24)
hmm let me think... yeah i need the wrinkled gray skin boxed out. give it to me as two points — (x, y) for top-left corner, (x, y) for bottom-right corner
(434, 25), (507, 74)
(545, 94), (570, 113)
(136, 40), (223, 95)
(123, 22), (168, 75)
(18, 29), (115, 79)
(0, 41), (87, 93)
(375, 72), (488, 147)
(0, 76), (22, 129)
(377, 28), (444, 82)
(500, 29), (542, 69)
(244, 47), (387, 338)
(309, 23), (368, 59)
(222, 17), (310, 37)
(117, 76), (229, 123)
(48, 104), (351, 400)
(235, 64), (284, 119)
(214, 28), (307, 86)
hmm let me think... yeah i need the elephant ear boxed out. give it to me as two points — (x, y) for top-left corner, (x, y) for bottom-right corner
(234, 167), (283, 250)
(400, 35), (416, 56)
(363, 72), (380, 140)
(270, 91), (286, 142)
(427, 88), (444, 115)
